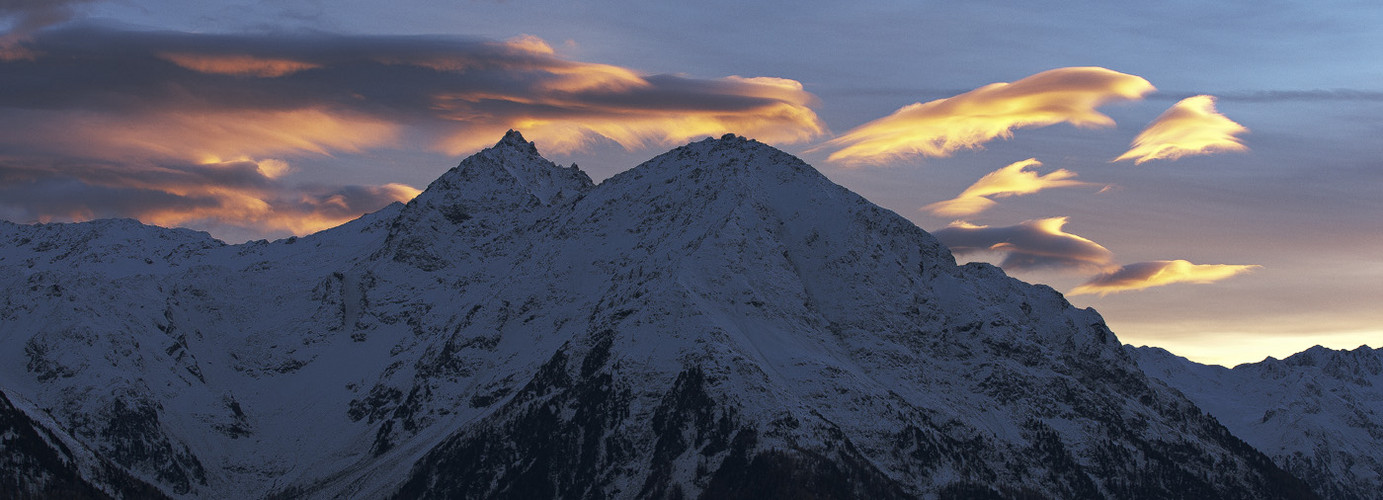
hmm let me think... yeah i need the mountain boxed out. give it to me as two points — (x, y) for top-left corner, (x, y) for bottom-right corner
(1132, 345), (1383, 500)
(0, 131), (1316, 499)
(0, 388), (170, 499)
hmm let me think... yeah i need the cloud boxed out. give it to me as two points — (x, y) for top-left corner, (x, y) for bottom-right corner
(1, 0), (97, 33)
(0, 157), (421, 238)
(922, 158), (1096, 216)
(158, 52), (324, 78)
(1114, 95), (1248, 164)
(0, 0), (97, 59)
(931, 217), (1115, 271)
(1, 26), (825, 156)
(820, 67), (1154, 164)
(0, 24), (826, 239)
(1069, 260), (1260, 296)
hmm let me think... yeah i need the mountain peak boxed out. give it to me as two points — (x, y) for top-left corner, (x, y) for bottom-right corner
(494, 129), (539, 155)
(612, 132), (820, 189)
(418, 131), (591, 204)
(389, 131), (593, 250)
(1, 132), (1338, 499)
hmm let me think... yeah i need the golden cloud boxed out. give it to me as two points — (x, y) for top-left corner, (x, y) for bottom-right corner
(1069, 259), (1260, 296)
(923, 158), (1095, 216)
(160, 53), (323, 78)
(822, 67), (1154, 164)
(9, 108), (402, 165)
(434, 75), (824, 155)
(0, 157), (421, 239)
(1114, 95), (1248, 164)
(932, 217), (1115, 271)
(504, 34), (557, 55)
(139, 181), (422, 235)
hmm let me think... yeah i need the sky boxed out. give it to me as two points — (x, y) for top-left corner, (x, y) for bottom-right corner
(1, 0), (1380, 366)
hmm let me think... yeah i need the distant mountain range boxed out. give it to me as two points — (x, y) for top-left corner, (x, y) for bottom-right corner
(0, 131), (1372, 498)
(1132, 344), (1382, 500)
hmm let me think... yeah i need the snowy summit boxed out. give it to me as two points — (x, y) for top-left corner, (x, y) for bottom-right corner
(0, 132), (1357, 499)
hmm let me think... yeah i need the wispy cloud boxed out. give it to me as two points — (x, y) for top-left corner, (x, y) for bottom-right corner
(0, 25), (826, 239)
(1, 26), (825, 156)
(820, 67), (1154, 164)
(1114, 95), (1248, 164)
(922, 158), (1096, 216)
(0, 158), (420, 238)
(1069, 260), (1260, 296)
(931, 217), (1115, 271)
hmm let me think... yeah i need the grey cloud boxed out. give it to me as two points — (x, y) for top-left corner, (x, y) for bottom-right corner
(931, 218), (1115, 272)
(0, 25), (818, 131)
(0, 158), (419, 240)
(0, 0), (99, 36)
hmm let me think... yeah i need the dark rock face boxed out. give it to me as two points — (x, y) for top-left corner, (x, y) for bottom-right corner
(95, 397), (206, 495)
(0, 390), (169, 500)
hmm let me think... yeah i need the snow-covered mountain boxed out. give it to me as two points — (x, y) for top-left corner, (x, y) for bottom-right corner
(1, 131), (1318, 498)
(1132, 345), (1383, 500)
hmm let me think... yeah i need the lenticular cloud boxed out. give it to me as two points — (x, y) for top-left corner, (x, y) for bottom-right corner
(1115, 95), (1248, 164)
(1069, 259), (1260, 295)
(931, 217), (1116, 272)
(923, 158), (1094, 217)
(822, 67), (1154, 164)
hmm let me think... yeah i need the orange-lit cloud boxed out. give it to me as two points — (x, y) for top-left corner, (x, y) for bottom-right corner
(8, 108), (403, 164)
(504, 34), (556, 55)
(1115, 95), (1248, 164)
(138, 181), (422, 235)
(3, 28), (824, 160)
(922, 158), (1096, 216)
(0, 157), (421, 239)
(0, 26), (826, 239)
(431, 74), (823, 154)
(1069, 259), (1260, 296)
(159, 53), (322, 78)
(931, 217), (1115, 271)
(821, 67), (1154, 164)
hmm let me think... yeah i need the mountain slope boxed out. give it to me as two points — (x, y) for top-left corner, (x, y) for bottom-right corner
(0, 132), (1316, 498)
(1132, 345), (1383, 500)
(1, 388), (171, 500)
(377, 134), (1311, 499)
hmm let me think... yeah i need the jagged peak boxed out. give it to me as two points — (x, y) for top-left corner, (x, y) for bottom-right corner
(403, 131), (592, 225)
(691, 132), (763, 151)
(492, 129), (540, 156)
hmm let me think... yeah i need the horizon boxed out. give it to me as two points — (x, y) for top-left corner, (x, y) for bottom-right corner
(1, 1), (1379, 367)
